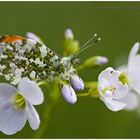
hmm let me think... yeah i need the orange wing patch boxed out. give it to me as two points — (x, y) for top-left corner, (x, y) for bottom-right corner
(0, 36), (25, 43)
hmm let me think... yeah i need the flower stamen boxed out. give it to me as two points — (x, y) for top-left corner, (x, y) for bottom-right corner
(12, 93), (26, 110)
(102, 86), (116, 94)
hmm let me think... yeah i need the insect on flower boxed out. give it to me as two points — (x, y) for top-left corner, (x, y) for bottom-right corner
(0, 35), (62, 83)
(0, 33), (101, 104)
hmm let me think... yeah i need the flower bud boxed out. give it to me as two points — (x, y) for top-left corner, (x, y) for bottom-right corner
(64, 29), (74, 40)
(26, 32), (41, 43)
(96, 56), (108, 66)
(70, 75), (84, 91)
(63, 29), (79, 56)
(78, 56), (108, 70)
(61, 85), (77, 104)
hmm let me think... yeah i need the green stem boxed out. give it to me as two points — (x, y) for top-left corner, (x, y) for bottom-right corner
(33, 104), (55, 138)
(77, 93), (89, 97)
(85, 81), (98, 88)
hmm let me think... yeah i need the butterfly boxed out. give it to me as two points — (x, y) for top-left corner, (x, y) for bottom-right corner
(0, 34), (100, 85)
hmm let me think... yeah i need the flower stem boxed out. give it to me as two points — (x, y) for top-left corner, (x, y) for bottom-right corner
(33, 103), (55, 138)
(77, 93), (89, 97)
(34, 79), (61, 138)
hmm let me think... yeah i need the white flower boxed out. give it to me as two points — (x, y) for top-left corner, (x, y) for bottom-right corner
(61, 85), (77, 104)
(0, 77), (44, 135)
(70, 75), (84, 91)
(116, 43), (140, 110)
(98, 67), (128, 111)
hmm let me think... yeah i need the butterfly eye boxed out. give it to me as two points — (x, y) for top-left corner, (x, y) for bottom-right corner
(71, 58), (80, 67)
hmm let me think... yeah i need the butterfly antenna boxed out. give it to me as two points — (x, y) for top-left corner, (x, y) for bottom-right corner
(74, 33), (101, 57)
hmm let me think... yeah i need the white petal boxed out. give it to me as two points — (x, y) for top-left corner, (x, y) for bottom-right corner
(117, 65), (127, 73)
(61, 85), (77, 104)
(128, 42), (140, 63)
(128, 42), (140, 76)
(119, 90), (138, 110)
(128, 58), (140, 95)
(101, 97), (126, 112)
(0, 104), (27, 135)
(112, 82), (128, 99)
(18, 77), (44, 105)
(128, 60), (140, 94)
(127, 43), (140, 94)
(27, 102), (40, 130)
(98, 67), (120, 86)
(100, 91), (112, 100)
(98, 78), (109, 94)
(0, 83), (17, 106)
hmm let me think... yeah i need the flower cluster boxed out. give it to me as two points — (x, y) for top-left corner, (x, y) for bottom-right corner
(0, 29), (139, 136)
(0, 31), (86, 135)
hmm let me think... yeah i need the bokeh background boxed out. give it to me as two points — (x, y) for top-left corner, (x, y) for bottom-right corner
(0, 1), (140, 138)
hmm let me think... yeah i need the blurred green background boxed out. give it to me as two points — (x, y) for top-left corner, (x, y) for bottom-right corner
(0, 1), (140, 138)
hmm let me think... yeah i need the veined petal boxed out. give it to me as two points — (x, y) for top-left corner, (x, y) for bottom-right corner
(27, 102), (40, 130)
(113, 82), (128, 99)
(0, 104), (27, 135)
(128, 55), (140, 75)
(128, 72), (140, 95)
(102, 97), (126, 112)
(117, 65), (127, 73)
(128, 42), (140, 75)
(127, 43), (140, 94)
(119, 90), (138, 110)
(18, 77), (44, 105)
(100, 91), (112, 100)
(0, 83), (17, 106)
(98, 67), (120, 86)
(98, 78), (109, 94)
(128, 42), (140, 63)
